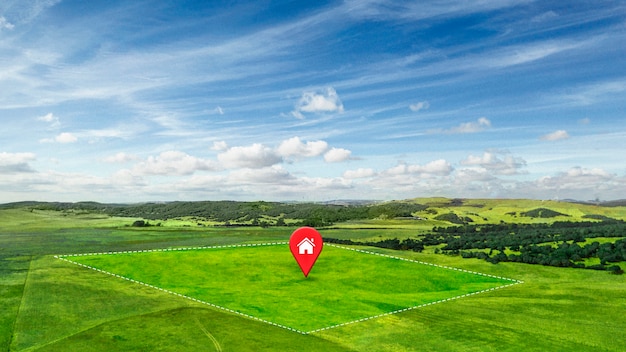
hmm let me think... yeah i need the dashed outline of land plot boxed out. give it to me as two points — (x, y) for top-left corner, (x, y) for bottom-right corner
(55, 242), (523, 334)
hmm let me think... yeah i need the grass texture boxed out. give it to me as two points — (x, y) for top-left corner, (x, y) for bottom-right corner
(63, 244), (514, 332)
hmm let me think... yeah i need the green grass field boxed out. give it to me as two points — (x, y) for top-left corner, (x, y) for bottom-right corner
(2, 201), (626, 351)
(61, 244), (515, 333)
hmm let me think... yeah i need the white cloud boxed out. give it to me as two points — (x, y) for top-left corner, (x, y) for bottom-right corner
(111, 169), (146, 187)
(292, 87), (344, 118)
(435, 117), (491, 134)
(83, 128), (134, 140)
(461, 151), (526, 175)
(324, 148), (352, 163)
(44, 132), (78, 144)
(408, 159), (454, 176)
(382, 159), (453, 177)
(536, 167), (616, 191)
(37, 112), (60, 128)
(343, 168), (376, 179)
(218, 143), (282, 169)
(277, 137), (328, 158)
(229, 165), (297, 185)
(0, 152), (36, 173)
(211, 141), (229, 151)
(540, 130), (570, 141)
(0, 16), (15, 30)
(531, 10), (558, 23)
(132, 151), (218, 176)
(579, 118), (590, 125)
(454, 168), (495, 183)
(103, 152), (138, 164)
(409, 101), (429, 112)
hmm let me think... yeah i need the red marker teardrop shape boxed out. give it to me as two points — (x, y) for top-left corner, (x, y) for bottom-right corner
(289, 227), (323, 278)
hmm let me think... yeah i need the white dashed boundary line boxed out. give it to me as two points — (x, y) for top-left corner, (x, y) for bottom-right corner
(55, 242), (523, 335)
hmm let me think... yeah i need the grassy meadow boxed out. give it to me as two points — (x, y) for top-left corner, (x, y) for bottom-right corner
(64, 244), (513, 332)
(1, 199), (626, 351)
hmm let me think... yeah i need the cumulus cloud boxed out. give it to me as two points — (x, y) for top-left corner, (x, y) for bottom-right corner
(218, 143), (282, 169)
(343, 168), (376, 179)
(0, 152), (36, 173)
(132, 151), (218, 176)
(324, 148), (352, 163)
(537, 167), (613, 189)
(435, 117), (491, 134)
(277, 137), (328, 158)
(409, 101), (429, 112)
(409, 159), (453, 175)
(37, 112), (60, 128)
(540, 130), (570, 141)
(292, 87), (344, 118)
(461, 151), (526, 175)
(103, 152), (138, 164)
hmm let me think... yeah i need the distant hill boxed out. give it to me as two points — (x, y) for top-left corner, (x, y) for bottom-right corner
(2, 197), (625, 226)
(564, 199), (626, 207)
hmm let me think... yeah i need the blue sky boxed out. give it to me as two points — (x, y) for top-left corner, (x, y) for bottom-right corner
(1, 0), (625, 202)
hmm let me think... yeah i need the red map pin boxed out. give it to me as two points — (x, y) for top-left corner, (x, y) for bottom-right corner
(289, 227), (324, 278)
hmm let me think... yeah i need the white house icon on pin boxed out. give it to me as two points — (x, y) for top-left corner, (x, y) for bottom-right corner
(297, 237), (315, 255)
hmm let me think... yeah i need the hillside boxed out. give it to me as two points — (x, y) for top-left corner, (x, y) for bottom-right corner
(2, 198), (626, 227)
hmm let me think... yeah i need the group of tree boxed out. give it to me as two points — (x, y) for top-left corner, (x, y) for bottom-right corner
(9, 200), (427, 226)
(330, 220), (626, 274)
(325, 237), (425, 252)
(460, 239), (625, 274)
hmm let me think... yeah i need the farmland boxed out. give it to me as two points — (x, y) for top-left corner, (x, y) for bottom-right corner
(2, 198), (626, 351)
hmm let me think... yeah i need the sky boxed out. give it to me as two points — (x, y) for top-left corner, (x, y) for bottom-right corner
(1, 0), (626, 203)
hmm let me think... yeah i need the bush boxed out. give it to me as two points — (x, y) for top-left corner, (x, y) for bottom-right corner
(607, 265), (624, 275)
(131, 220), (146, 227)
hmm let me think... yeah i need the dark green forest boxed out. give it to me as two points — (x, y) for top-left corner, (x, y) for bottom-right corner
(1, 200), (426, 227)
(328, 220), (626, 274)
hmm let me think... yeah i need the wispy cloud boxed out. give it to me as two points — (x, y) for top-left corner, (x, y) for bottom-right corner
(433, 117), (492, 134)
(1, 1), (624, 202)
(40, 132), (78, 144)
(540, 130), (570, 141)
(409, 101), (429, 112)
(103, 152), (138, 164)
(0, 16), (14, 30)
(37, 112), (60, 128)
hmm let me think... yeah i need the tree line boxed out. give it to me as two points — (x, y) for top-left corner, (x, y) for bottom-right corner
(7, 200), (427, 226)
(329, 220), (626, 274)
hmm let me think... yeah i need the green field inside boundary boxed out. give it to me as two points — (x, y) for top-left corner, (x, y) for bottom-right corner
(63, 244), (516, 332)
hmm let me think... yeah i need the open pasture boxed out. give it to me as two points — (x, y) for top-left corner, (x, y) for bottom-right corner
(3, 202), (626, 351)
(61, 243), (515, 333)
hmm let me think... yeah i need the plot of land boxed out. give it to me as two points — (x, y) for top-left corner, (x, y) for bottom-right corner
(61, 243), (517, 332)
